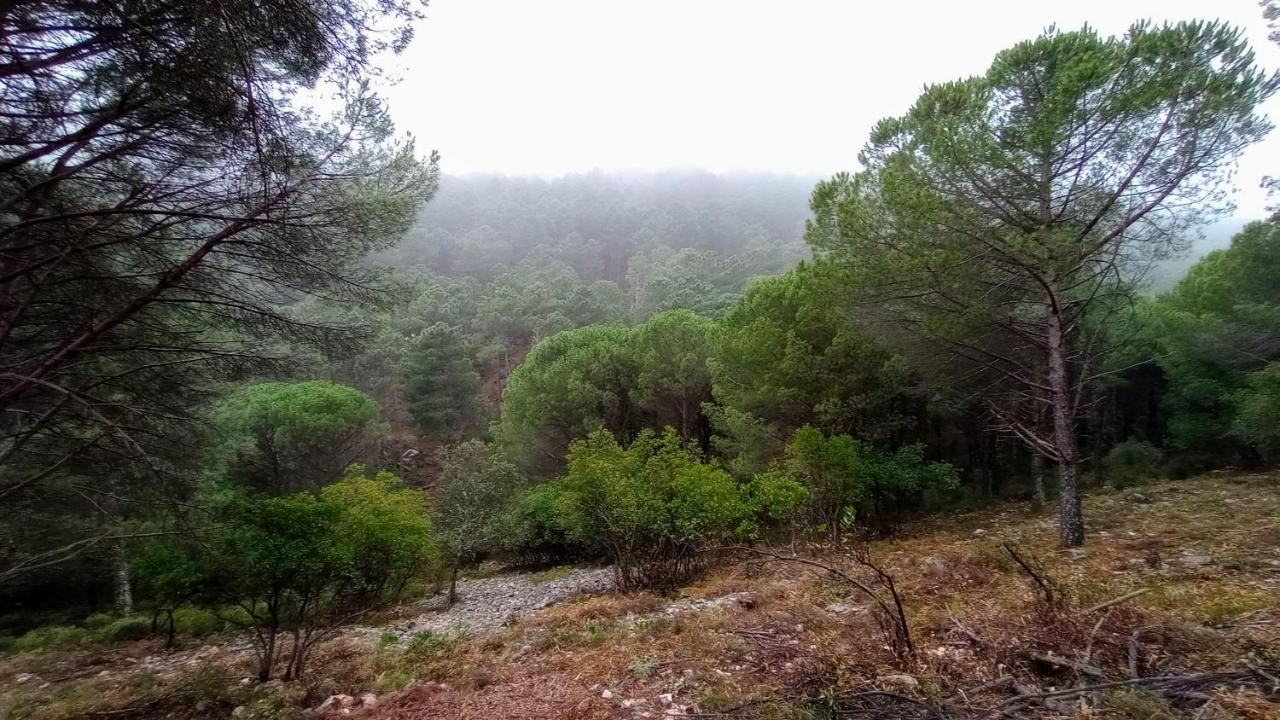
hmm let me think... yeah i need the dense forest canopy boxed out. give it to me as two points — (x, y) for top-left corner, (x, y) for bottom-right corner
(2, 5), (1280, 712)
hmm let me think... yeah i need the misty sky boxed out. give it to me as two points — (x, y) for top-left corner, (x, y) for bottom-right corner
(379, 0), (1280, 219)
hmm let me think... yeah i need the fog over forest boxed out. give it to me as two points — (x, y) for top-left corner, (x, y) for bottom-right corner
(4, 2), (1280, 718)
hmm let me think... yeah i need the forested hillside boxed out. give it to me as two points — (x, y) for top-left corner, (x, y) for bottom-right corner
(2, 3), (1279, 719)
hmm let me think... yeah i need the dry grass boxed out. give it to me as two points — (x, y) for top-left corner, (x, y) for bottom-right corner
(2, 471), (1278, 719)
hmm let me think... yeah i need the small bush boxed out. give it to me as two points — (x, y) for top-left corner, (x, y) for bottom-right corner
(1103, 439), (1163, 486)
(97, 615), (151, 642)
(550, 428), (806, 591)
(172, 606), (223, 637)
(377, 630), (398, 649)
(13, 624), (91, 651)
(0, 633), (15, 651)
(82, 612), (116, 630)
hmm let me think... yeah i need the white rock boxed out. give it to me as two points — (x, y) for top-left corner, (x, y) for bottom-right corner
(922, 556), (949, 576)
(877, 674), (919, 689)
(359, 692), (378, 708)
(656, 693), (674, 704)
(601, 689), (614, 699)
(14, 673), (34, 684)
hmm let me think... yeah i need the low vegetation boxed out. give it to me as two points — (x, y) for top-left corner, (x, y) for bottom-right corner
(2, 471), (1275, 719)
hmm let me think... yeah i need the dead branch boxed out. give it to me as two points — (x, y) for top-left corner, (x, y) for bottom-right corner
(1000, 542), (1059, 608)
(737, 545), (915, 659)
(1083, 588), (1150, 614)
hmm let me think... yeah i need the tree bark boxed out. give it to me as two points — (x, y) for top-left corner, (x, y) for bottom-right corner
(1030, 451), (1046, 510)
(112, 544), (133, 613)
(1046, 291), (1085, 547)
(447, 565), (459, 607)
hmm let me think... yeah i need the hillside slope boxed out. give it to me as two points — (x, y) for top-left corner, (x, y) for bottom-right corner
(3, 472), (1278, 719)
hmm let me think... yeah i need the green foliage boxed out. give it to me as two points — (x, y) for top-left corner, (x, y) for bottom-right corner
(1103, 439), (1164, 486)
(435, 441), (525, 572)
(496, 309), (729, 474)
(13, 625), (91, 652)
(495, 325), (637, 473)
(214, 381), (382, 494)
(0, 0), (437, 585)
(544, 428), (804, 591)
(781, 426), (863, 538)
(1232, 362), (1280, 456)
(148, 466), (437, 680)
(778, 426), (956, 537)
(803, 21), (1275, 546)
(630, 310), (718, 445)
(501, 482), (580, 564)
(395, 171), (811, 291)
(859, 444), (959, 531)
(403, 323), (482, 439)
(98, 616), (151, 642)
(1150, 218), (1280, 460)
(172, 607), (223, 638)
(710, 266), (920, 477)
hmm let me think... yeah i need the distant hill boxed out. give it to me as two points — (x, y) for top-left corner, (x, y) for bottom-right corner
(1145, 217), (1253, 292)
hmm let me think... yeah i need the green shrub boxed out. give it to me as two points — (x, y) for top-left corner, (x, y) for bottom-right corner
(148, 466), (439, 681)
(1103, 439), (1163, 486)
(502, 481), (579, 564)
(172, 607), (223, 637)
(1232, 361), (1280, 458)
(96, 615), (151, 642)
(82, 612), (116, 630)
(13, 624), (91, 651)
(781, 426), (957, 537)
(550, 427), (806, 591)
(0, 634), (15, 652)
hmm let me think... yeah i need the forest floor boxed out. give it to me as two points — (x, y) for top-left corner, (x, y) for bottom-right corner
(2, 471), (1279, 719)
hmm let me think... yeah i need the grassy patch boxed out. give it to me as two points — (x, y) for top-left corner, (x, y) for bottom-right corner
(530, 565), (575, 584)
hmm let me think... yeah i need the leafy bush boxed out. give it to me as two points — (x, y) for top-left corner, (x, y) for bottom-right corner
(782, 426), (861, 539)
(146, 466), (438, 680)
(547, 428), (805, 591)
(501, 482), (580, 565)
(1103, 439), (1164, 487)
(82, 612), (116, 630)
(13, 624), (91, 651)
(97, 616), (151, 642)
(859, 444), (959, 532)
(1232, 362), (1280, 459)
(435, 441), (525, 602)
(172, 607), (223, 637)
(780, 426), (957, 537)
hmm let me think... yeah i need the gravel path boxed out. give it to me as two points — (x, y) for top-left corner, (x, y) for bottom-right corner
(373, 566), (616, 639)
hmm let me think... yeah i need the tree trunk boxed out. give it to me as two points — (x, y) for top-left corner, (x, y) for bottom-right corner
(258, 629), (276, 681)
(447, 565), (459, 607)
(1030, 452), (1046, 510)
(112, 545), (133, 613)
(1046, 292), (1085, 547)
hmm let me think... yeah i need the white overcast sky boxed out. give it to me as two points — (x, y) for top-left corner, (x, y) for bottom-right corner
(378, 0), (1280, 219)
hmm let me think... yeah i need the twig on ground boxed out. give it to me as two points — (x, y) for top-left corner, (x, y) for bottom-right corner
(1000, 542), (1059, 608)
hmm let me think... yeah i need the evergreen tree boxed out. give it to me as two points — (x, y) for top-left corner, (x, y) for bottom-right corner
(403, 324), (482, 441)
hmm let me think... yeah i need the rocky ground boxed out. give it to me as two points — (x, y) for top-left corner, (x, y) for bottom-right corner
(368, 566), (617, 639)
